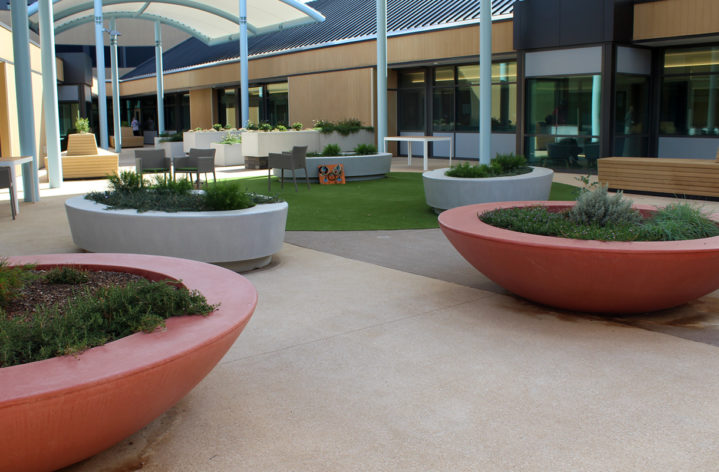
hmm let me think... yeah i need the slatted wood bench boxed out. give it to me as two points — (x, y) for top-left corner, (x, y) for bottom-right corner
(46, 133), (119, 179)
(597, 150), (719, 198)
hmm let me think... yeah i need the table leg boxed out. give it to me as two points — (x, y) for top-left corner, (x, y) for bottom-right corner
(407, 142), (412, 167)
(9, 165), (20, 214)
(423, 140), (428, 171)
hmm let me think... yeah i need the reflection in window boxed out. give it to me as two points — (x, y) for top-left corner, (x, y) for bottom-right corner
(525, 75), (601, 166)
(615, 74), (649, 156)
(267, 83), (289, 127)
(661, 47), (719, 136)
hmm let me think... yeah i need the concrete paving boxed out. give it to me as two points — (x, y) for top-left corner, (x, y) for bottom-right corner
(1, 158), (719, 471)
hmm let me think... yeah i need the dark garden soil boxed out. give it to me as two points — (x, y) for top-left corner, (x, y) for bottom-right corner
(5, 270), (144, 321)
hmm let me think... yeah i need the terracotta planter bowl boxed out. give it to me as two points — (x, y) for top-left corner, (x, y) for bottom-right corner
(439, 201), (719, 314)
(0, 253), (257, 472)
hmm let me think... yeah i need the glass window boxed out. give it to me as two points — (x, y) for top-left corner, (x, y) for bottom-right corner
(266, 82), (289, 127)
(217, 88), (237, 129)
(525, 75), (601, 167)
(399, 89), (425, 131)
(457, 65), (479, 85)
(455, 85), (479, 131)
(399, 70), (425, 87)
(433, 87), (454, 131)
(434, 66), (454, 85)
(248, 86), (262, 125)
(661, 46), (719, 137)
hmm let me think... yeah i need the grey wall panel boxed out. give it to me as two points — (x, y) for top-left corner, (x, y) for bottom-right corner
(525, 47), (602, 77)
(616, 47), (651, 75)
(658, 137), (719, 159)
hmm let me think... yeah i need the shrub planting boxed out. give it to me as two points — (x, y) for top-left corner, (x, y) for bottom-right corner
(353, 143), (377, 155)
(445, 153), (531, 178)
(321, 144), (341, 156)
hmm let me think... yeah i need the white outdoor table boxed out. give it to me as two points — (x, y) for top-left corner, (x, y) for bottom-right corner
(383, 136), (453, 171)
(0, 156), (32, 214)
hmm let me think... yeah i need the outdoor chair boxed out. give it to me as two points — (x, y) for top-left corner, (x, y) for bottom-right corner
(174, 148), (216, 186)
(268, 145), (310, 192)
(135, 148), (172, 183)
(0, 167), (16, 220)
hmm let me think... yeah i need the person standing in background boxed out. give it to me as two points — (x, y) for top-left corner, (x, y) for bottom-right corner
(131, 116), (140, 136)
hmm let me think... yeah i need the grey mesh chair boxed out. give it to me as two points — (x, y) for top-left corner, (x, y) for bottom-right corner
(174, 148), (216, 185)
(135, 148), (171, 182)
(0, 167), (16, 220)
(268, 145), (310, 192)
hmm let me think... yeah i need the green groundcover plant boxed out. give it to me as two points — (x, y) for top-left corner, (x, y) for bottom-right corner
(0, 263), (216, 367)
(86, 171), (278, 212)
(445, 153), (531, 178)
(480, 185), (719, 242)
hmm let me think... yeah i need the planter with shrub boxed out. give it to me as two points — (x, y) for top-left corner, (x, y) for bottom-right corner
(438, 186), (719, 313)
(158, 132), (185, 157)
(65, 173), (287, 271)
(211, 135), (244, 166)
(0, 252), (257, 472)
(273, 143), (391, 182)
(183, 128), (239, 153)
(423, 154), (553, 212)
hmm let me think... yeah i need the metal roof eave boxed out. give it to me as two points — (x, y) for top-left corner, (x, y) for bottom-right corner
(121, 14), (514, 81)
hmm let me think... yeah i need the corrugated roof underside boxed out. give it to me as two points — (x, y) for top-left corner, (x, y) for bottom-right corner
(122, 0), (515, 80)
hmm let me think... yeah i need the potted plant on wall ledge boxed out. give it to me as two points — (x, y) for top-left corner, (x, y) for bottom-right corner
(438, 185), (719, 314)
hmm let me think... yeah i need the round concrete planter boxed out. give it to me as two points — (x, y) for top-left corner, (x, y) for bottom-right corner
(423, 166), (554, 212)
(439, 201), (719, 314)
(272, 153), (392, 182)
(0, 253), (257, 472)
(65, 197), (288, 271)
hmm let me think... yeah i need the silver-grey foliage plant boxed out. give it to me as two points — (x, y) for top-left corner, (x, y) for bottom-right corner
(568, 185), (641, 227)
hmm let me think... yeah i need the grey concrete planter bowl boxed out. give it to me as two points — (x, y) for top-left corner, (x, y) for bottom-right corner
(423, 166), (554, 212)
(65, 196), (288, 271)
(272, 153), (392, 182)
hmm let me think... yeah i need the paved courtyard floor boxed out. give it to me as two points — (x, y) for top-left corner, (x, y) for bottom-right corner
(1, 155), (719, 471)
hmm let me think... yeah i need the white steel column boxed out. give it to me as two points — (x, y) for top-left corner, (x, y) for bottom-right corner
(39, 0), (63, 187)
(239, 0), (249, 127)
(479, 0), (492, 164)
(94, 0), (108, 149)
(10, 0), (39, 201)
(155, 21), (165, 135)
(376, 0), (387, 148)
(110, 18), (121, 152)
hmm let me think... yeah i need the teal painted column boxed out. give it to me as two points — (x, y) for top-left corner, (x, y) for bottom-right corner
(110, 18), (121, 153)
(479, 0), (492, 164)
(155, 21), (165, 135)
(39, 0), (63, 187)
(94, 0), (109, 149)
(376, 0), (387, 148)
(10, 0), (39, 201)
(239, 0), (249, 127)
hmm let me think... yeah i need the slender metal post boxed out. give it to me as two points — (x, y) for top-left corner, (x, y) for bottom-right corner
(10, 0), (39, 201)
(376, 0), (387, 148)
(39, 0), (63, 187)
(110, 18), (121, 152)
(239, 0), (249, 127)
(479, 0), (492, 164)
(154, 21), (165, 135)
(94, 0), (108, 149)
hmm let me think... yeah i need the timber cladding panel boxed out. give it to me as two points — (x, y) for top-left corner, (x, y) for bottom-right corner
(119, 22), (515, 97)
(288, 69), (374, 129)
(189, 88), (214, 129)
(598, 157), (719, 197)
(634, 0), (719, 40)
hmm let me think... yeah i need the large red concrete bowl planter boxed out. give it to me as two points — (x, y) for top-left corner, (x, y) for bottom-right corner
(439, 201), (719, 314)
(0, 253), (257, 472)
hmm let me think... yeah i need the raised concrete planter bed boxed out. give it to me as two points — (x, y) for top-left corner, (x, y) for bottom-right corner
(211, 142), (244, 166)
(65, 196), (288, 271)
(158, 141), (185, 158)
(439, 201), (719, 313)
(423, 166), (554, 212)
(183, 130), (239, 153)
(272, 153), (392, 181)
(319, 129), (375, 152)
(0, 253), (257, 472)
(242, 129), (319, 156)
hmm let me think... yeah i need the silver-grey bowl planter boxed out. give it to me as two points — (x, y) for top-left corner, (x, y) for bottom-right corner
(65, 196), (288, 271)
(423, 166), (554, 212)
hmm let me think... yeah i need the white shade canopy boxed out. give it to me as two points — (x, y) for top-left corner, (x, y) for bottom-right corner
(28, 0), (325, 45)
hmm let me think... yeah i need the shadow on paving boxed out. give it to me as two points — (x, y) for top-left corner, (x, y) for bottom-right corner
(286, 229), (719, 348)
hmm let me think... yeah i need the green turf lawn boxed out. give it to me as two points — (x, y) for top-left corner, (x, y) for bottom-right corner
(234, 172), (579, 231)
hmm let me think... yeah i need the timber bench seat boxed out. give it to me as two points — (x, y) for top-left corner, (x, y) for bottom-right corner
(47, 133), (119, 179)
(598, 156), (719, 198)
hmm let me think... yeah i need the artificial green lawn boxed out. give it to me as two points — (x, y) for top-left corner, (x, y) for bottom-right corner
(234, 172), (580, 231)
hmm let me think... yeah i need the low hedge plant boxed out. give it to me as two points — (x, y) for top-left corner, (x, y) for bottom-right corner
(446, 153), (531, 178)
